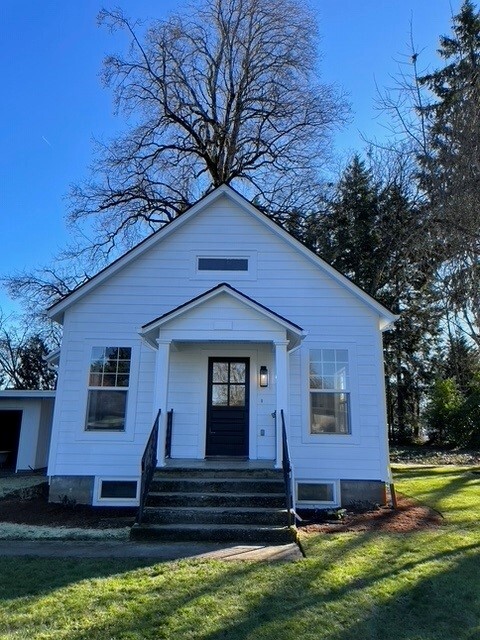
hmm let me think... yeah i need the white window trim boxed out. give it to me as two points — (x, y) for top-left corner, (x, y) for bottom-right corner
(296, 480), (340, 507)
(190, 250), (257, 280)
(75, 341), (140, 443)
(301, 343), (360, 445)
(93, 476), (140, 506)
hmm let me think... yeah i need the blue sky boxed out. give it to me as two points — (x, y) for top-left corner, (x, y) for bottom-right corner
(0, 0), (463, 315)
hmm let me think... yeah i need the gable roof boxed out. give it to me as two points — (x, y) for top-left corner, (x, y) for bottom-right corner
(48, 184), (398, 329)
(139, 282), (305, 349)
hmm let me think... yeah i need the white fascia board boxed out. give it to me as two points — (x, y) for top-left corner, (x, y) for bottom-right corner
(0, 390), (56, 399)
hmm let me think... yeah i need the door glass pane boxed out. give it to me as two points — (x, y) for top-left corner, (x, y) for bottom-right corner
(230, 362), (246, 383)
(229, 385), (245, 406)
(212, 362), (228, 383)
(212, 385), (228, 406)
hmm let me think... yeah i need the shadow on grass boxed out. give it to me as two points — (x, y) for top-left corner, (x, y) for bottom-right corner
(38, 540), (478, 640)
(0, 532), (479, 640)
(393, 466), (480, 517)
(0, 557), (156, 600)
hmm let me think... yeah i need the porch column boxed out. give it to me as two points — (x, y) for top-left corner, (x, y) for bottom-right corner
(154, 338), (172, 467)
(274, 339), (289, 469)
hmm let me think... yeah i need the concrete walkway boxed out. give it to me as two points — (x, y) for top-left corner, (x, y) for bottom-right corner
(0, 540), (303, 561)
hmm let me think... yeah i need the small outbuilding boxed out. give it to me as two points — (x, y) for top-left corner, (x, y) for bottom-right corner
(0, 390), (55, 472)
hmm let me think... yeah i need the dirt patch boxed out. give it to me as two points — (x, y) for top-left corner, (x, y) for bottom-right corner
(298, 493), (443, 534)
(0, 483), (137, 529)
(0, 484), (442, 534)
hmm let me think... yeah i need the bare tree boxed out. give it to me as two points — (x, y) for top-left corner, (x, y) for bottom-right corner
(69, 0), (348, 257)
(4, 0), (347, 315)
(0, 312), (56, 390)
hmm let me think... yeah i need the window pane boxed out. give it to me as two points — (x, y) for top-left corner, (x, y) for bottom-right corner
(320, 376), (335, 390)
(105, 347), (119, 360)
(104, 359), (118, 373)
(212, 385), (228, 406)
(101, 480), (137, 499)
(86, 390), (127, 430)
(229, 385), (245, 406)
(310, 392), (349, 434)
(212, 362), (228, 383)
(118, 347), (132, 360)
(298, 483), (334, 502)
(117, 360), (131, 374)
(89, 373), (102, 386)
(102, 374), (116, 387)
(90, 359), (104, 373)
(198, 257), (248, 271)
(309, 375), (324, 390)
(91, 347), (105, 361)
(323, 363), (336, 376)
(116, 374), (130, 387)
(309, 349), (349, 391)
(230, 362), (246, 383)
(89, 346), (131, 386)
(309, 361), (322, 377)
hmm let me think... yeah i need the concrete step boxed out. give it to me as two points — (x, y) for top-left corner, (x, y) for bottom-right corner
(154, 467), (282, 480)
(141, 506), (289, 526)
(149, 477), (285, 494)
(130, 522), (296, 544)
(146, 491), (286, 509)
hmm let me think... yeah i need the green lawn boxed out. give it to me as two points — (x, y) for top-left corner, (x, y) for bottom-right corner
(0, 466), (478, 640)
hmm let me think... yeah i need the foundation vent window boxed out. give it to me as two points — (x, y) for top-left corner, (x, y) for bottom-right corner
(100, 480), (138, 500)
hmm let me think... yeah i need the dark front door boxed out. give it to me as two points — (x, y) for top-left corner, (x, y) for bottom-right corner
(206, 358), (249, 456)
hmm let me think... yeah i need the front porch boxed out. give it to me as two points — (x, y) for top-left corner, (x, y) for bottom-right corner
(139, 283), (305, 469)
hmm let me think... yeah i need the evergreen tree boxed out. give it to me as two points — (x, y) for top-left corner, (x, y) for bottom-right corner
(418, 0), (480, 346)
(442, 332), (480, 395)
(16, 336), (56, 390)
(317, 156), (441, 443)
(322, 156), (381, 295)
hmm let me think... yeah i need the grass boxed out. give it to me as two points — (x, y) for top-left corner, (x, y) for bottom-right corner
(0, 466), (478, 639)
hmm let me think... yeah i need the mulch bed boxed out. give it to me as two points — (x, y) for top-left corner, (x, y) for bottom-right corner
(0, 483), (137, 529)
(298, 493), (443, 534)
(0, 483), (442, 533)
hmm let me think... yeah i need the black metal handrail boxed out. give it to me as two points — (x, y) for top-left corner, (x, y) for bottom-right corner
(165, 409), (173, 459)
(280, 409), (294, 527)
(137, 409), (160, 524)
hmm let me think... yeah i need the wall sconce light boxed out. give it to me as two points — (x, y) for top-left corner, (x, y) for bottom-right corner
(259, 366), (269, 388)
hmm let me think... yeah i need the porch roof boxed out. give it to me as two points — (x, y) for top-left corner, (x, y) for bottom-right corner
(139, 283), (306, 350)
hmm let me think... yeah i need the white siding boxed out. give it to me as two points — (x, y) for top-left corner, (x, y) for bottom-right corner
(49, 193), (390, 485)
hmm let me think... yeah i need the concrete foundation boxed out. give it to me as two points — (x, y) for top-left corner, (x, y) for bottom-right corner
(49, 475), (94, 505)
(340, 479), (387, 507)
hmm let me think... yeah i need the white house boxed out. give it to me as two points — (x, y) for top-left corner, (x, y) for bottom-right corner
(46, 185), (397, 511)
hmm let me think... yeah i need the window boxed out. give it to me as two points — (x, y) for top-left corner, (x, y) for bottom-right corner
(197, 257), (248, 271)
(86, 347), (131, 431)
(210, 360), (247, 407)
(309, 349), (350, 434)
(100, 480), (138, 499)
(297, 482), (336, 504)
